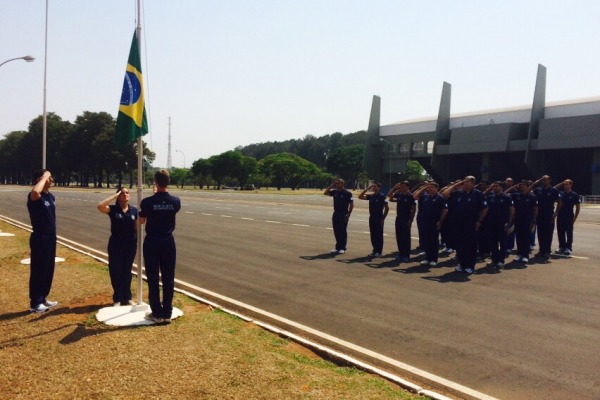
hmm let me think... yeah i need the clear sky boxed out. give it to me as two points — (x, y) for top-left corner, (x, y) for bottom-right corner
(1, 0), (599, 168)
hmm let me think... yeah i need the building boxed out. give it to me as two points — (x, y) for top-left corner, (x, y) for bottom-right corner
(363, 65), (600, 194)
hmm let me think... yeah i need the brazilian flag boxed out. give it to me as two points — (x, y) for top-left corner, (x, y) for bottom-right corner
(115, 30), (148, 148)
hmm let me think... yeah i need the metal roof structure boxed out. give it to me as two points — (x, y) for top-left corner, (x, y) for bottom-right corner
(363, 65), (600, 194)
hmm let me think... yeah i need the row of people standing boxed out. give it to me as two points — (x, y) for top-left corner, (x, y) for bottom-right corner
(27, 168), (180, 324)
(325, 175), (580, 275)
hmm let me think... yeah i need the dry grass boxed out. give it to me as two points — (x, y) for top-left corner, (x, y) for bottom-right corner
(0, 221), (426, 400)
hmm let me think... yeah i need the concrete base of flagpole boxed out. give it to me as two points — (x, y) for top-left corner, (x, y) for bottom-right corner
(96, 303), (184, 326)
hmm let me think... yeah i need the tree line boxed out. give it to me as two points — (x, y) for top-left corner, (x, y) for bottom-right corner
(1, 112), (425, 190)
(0, 111), (154, 187)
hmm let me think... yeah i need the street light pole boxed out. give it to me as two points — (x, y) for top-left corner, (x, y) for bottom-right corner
(175, 149), (186, 169)
(379, 138), (392, 188)
(0, 55), (35, 68)
(176, 149), (186, 188)
(42, 0), (49, 169)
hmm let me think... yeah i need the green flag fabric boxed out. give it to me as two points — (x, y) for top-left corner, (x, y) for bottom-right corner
(115, 30), (148, 148)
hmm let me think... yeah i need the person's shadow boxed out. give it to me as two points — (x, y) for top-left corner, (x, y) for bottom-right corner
(300, 252), (338, 261)
(365, 258), (398, 269)
(421, 270), (472, 283)
(336, 256), (372, 264)
(0, 310), (31, 322)
(393, 263), (431, 274)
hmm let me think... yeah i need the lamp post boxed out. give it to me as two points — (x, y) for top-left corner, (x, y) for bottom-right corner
(176, 149), (186, 188)
(0, 55), (35, 68)
(379, 138), (392, 188)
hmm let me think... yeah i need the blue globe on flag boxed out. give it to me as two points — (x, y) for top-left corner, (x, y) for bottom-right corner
(120, 71), (141, 106)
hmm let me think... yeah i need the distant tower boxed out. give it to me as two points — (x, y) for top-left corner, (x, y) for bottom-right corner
(167, 116), (172, 169)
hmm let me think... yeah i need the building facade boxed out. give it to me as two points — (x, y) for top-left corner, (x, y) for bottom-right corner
(363, 65), (600, 194)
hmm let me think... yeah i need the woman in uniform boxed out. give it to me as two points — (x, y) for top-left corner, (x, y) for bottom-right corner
(97, 187), (138, 306)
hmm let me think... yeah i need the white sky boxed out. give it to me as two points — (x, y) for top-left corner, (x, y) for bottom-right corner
(1, 0), (599, 168)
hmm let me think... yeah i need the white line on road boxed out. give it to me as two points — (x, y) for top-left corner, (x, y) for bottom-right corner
(241, 217), (254, 221)
(292, 224), (310, 227)
(185, 211), (194, 214)
(220, 215), (232, 218)
(201, 213), (213, 216)
(174, 279), (498, 400)
(265, 220), (281, 224)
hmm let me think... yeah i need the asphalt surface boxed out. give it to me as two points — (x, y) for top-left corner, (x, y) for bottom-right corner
(1, 186), (599, 399)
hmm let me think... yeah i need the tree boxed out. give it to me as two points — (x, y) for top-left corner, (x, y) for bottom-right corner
(398, 160), (427, 185)
(25, 113), (73, 185)
(260, 152), (321, 190)
(208, 151), (242, 188)
(326, 144), (365, 186)
(236, 155), (258, 188)
(191, 158), (212, 188)
(0, 131), (27, 184)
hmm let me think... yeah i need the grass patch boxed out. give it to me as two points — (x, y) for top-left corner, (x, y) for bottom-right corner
(0, 220), (428, 400)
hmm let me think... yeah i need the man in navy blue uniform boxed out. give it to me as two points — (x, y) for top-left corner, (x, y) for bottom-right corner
(140, 170), (181, 323)
(485, 181), (514, 268)
(388, 181), (416, 262)
(530, 175), (561, 259)
(554, 179), (581, 255)
(27, 169), (59, 313)
(442, 176), (488, 274)
(359, 182), (389, 257)
(440, 180), (460, 256)
(510, 180), (538, 263)
(414, 182), (447, 267)
(324, 179), (354, 254)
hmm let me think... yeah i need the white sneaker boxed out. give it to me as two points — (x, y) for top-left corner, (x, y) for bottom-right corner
(419, 251), (426, 256)
(465, 267), (474, 274)
(565, 249), (572, 255)
(113, 302), (121, 307)
(455, 265), (464, 272)
(31, 303), (49, 313)
(429, 261), (437, 267)
(331, 249), (339, 253)
(420, 260), (429, 265)
(338, 249), (346, 254)
(144, 312), (164, 323)
(522, 257), (529, 263)
(43, 300), (58, 308)
(497, 262), (504, 268)
(373, 252), (381, 258)
(515, 256), (522, 262)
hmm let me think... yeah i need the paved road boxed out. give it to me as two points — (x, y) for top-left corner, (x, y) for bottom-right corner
(2, 186), (599, 399)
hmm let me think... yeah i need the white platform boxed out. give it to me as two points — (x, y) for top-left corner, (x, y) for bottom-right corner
(96, 303), (183, 326)
(20, 257), (66, 265)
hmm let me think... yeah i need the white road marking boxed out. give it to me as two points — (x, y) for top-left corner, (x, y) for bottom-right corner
(266, 220), (281, 224)
(220, 215), (232, 218)
(175, 280), (499, 400)
(292, 224), (310, 227)
(241, 217), (254, 221)
(201, 213), (213, 216)
(185, 211), (194, 214)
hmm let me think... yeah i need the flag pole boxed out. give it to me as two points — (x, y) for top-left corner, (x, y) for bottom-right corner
(135, 0), (144, 306)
